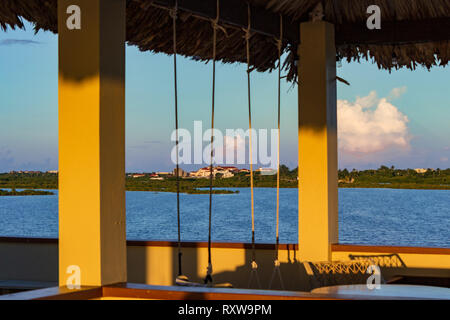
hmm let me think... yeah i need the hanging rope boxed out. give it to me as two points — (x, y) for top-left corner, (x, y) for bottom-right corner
(170, 0), (183, 279)
(204, 0), (221, 286)
(268, 14), (285, 290)
(243, 3), (261, 290)
(167, 0), (233, 288)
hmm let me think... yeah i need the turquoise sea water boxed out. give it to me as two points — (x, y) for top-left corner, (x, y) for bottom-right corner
(0, 188), (449, 247)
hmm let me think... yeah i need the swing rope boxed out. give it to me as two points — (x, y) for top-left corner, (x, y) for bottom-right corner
(204, 0), (221, 286)
(244, 3), (261, 290)
(170, 0), (231, 288)
(268, 14), (285, 290)
(170, 0), (183, 278)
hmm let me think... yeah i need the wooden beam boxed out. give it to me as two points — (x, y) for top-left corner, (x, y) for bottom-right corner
(335, 18), (450, 46)
(148, 0), (450, 45)
(2, 237), (449, 255)
(150, 0), (299, 43)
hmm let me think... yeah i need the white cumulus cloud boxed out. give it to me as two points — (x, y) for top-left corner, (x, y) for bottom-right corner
(338, 89), (410, 154)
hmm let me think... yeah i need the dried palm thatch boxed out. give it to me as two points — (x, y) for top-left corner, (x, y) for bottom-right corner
(0, 0), (57, 33)
(1, 0), (449, 81)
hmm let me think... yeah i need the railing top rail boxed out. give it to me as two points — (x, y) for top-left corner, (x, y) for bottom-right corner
(0, 237), (449, 255)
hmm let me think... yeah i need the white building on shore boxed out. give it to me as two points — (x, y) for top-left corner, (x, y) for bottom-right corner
(190, 166), (239, 178)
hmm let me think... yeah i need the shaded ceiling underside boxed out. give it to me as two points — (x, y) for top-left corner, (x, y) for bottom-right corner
(1, 0), (449, 80)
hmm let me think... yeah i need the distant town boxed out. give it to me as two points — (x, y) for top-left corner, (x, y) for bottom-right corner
(2, 166), (450, 192)
(127, 166), (278, 180)
(6, 166), (446, 179)
(8, 166), (277, 180)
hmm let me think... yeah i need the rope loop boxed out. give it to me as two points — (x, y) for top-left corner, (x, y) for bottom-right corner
(169, 9), (177, 20)
(242, 28), (252, 41)
(206, 262), (213, 275)
(275, 14), (283, 69)
(211, 21), (228, 36)
(243, 1), (252, 57)
(211, 0), (228, 37)
(204, 262), (213, 285)
(275, 39), (282, 52)
(169, 4), (178, 20)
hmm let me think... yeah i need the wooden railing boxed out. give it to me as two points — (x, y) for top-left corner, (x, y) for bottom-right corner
(1, 237), (449, 255)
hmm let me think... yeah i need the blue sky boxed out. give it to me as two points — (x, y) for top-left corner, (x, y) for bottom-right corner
(0, 22), (449, 172)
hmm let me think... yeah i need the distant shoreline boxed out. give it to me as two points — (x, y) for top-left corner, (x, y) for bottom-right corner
(2, 167), (450, 192)
(338, 184), (450, 191)
(0, 189), (54, 196)
(1, 185), (449, 192)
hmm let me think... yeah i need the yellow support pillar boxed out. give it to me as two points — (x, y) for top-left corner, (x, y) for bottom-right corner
(297, 21), (338, 262)
(58, 0), (127, 286)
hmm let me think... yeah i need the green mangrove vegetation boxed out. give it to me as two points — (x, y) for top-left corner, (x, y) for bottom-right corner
(337, 166), (450, 190)
(1, 165), (450, 194)
(0, 188), (54, 196)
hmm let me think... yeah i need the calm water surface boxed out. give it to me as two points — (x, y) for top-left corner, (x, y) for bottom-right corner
(0, 188), (449, 247)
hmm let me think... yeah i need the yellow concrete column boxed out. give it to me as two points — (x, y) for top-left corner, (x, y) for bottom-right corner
(298, 21), (338, 262)
(58, 0), (127, 286)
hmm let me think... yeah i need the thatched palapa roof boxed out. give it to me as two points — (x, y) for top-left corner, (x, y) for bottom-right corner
(1, 0), (449, 80)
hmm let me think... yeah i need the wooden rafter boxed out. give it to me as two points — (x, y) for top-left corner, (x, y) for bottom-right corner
(147, 0), (450, 45)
